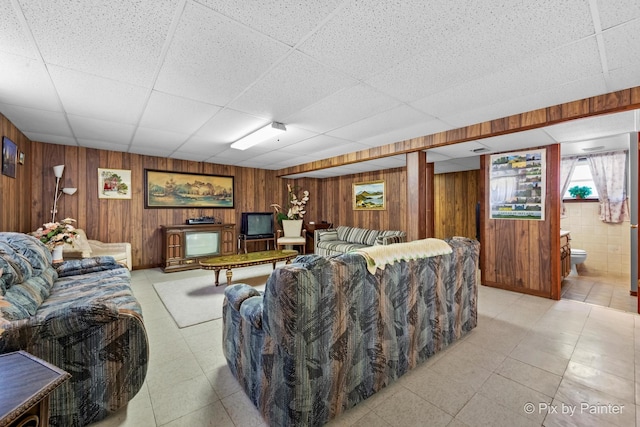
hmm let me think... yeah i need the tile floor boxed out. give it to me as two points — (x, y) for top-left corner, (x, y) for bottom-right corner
(90, 267), (640, 427)
(561, 270), (637, 313)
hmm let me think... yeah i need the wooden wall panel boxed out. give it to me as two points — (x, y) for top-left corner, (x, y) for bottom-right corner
(319, 168), (407, 232)
(0, 114), (32, 233)
(433, 170), (479, 240)
(480, 144), (561, 299)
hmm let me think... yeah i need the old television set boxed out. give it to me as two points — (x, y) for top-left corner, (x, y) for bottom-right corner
(240, 212), (274, 239)
(184, 231), (220, 258)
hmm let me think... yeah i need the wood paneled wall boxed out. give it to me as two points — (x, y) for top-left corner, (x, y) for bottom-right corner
(318, 168), (407, 232)
(0, 115), (33, 233)
(25, 141), (312, 269)
(433, 170), (480, 240)
(480, 145), (561, 299)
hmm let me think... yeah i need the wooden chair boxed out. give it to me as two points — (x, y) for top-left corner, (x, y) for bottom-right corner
(276, 229), (307, 254)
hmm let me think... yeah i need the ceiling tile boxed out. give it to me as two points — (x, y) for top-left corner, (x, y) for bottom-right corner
(194, 0), (343, 46)
(358, 119), (453, 148)
(175, 136), (230, 157)
(561, 133), (630, 156)
(0, 104), (72, 136)
(602, 19), (640, 71)
(281, 134), (360, 155)
(49, 66), (148, 124)
(0, 2), (36, 58)
(77, 138), (129, 152)
(155, 1), (290, 105)
(328, 105), (433, 142)
(299, 0), (473, 79)
(139, 91), (221, 134)
(18, 0), (179, 86)
(68, 115), (135, 145)
(0, 53), (61, 111)
(544, 110), (637, 142)
(131, 127), (188, 151)
(25, 132), (76, 146)
(284, 83), (401, 133)
(229, 50), (357, 119)
(596, 0), (640, 29)
(194, 109), (267, 144)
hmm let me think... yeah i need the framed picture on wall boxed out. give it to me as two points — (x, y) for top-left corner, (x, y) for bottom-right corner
(98, 168), (132, 199)
(489, 149), (546, 220)
(144, 169), (235, 208)
(353, 180), (385, 210)
(2, 136), (17, 178)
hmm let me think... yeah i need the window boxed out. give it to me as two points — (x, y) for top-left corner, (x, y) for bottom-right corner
(563, 160), (599, 199)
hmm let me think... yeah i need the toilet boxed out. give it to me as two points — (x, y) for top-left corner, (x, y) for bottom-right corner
(570, 249), (587, 275)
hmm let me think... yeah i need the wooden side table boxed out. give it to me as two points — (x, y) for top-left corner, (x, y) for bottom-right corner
(305, 222), (332, 253)
(0, 351), (70, 427)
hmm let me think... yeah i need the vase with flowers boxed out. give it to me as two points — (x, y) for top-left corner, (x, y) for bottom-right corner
(271, 185), (310, 237)
(32, 217), (78, 262)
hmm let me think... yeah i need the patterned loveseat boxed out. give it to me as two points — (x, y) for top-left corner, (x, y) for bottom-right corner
(223, 237), (480, 426)
(0, 232), (148, 426)
(314, 225), (406, 256)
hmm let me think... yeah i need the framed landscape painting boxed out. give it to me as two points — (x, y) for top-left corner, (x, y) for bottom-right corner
(99, 168), (132, 199)
(2, 136), (17, 178)
(353, 180), (385, 210)
(145, 169), (234, 208)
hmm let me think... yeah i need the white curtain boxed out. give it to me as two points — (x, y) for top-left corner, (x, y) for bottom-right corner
(560, 156), (579, 215)
(586, 150), (629, 224)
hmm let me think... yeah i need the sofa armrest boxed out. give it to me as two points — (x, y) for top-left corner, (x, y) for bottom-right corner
(224, 283), (261, 311)
(375, 234), (407, 245)
(55, 256), (125, 278)
(314, 228), (337, 242)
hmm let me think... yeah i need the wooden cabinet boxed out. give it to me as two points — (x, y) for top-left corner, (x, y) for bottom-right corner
(161, 224), (236, 272)
(561, 231), (571, 279)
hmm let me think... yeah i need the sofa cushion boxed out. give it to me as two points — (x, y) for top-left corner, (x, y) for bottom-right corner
(336, 226), (380, 245)
(317, 230), (338, 242)
(316, 241), (369, 254)
(0, 267), (57, 320)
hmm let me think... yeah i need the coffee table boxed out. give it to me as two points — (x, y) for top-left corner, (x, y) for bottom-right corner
(200, 249), (299, 286)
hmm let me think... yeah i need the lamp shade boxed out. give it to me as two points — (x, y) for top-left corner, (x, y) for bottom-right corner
(230, 122), (286, 150)
(53, 164), (65, 178)
(62, 187), (77, 195)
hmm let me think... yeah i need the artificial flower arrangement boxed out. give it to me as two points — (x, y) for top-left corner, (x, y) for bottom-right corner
(33, 217), (78, 250)
(271, 184), (310, 226)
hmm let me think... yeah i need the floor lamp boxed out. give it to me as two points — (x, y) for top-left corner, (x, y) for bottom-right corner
(51, 165), (77, 223)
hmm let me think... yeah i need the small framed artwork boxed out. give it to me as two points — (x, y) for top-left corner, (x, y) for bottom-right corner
(99, 168), (132, 199)
(489, 149), (546, 220)
(18, 152), (24, 165)
(144, 169), (235, 208)
(2, 136), (17, 178)
(353, 180), (385, 210)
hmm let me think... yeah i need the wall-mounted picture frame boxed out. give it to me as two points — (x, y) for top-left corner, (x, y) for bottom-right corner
(2, 136), (17, 178)
(353, 180), (385, 210)
(144, 169), (234, 208)
(489, 149), (546, 220)
(99, 168), (132, 199)
(18, 152), (24, 165)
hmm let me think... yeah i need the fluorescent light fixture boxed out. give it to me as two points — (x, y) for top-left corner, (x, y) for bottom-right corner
(231, 122), (286, 150)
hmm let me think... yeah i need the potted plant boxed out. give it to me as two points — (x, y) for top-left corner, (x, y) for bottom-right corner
(271, 185), (310, 236)
(568, 185), (592, 199)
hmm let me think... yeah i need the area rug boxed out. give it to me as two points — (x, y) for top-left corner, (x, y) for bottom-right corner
(153, 264), (272, 328)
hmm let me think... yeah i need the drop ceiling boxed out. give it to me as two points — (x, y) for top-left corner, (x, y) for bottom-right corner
(1, 0), (639, 178)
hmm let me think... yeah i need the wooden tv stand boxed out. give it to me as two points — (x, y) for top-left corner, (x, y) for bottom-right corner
(161, 223), (236, 272)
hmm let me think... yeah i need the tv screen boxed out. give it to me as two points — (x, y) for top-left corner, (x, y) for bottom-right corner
(241, 212), (274, 239)
(185, 231), (220, 258)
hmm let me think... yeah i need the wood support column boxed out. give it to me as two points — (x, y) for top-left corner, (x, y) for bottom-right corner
(406, 151), (433, 240)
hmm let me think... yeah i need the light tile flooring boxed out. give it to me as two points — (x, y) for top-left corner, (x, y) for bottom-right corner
(561, 270), (637, 313)
(90, 267), (640, 427)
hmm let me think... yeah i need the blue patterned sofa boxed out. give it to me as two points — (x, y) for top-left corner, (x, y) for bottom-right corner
(0, 232), (148, 426)
(314, 225), (406, 256)
(223, 237), (479, 426)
